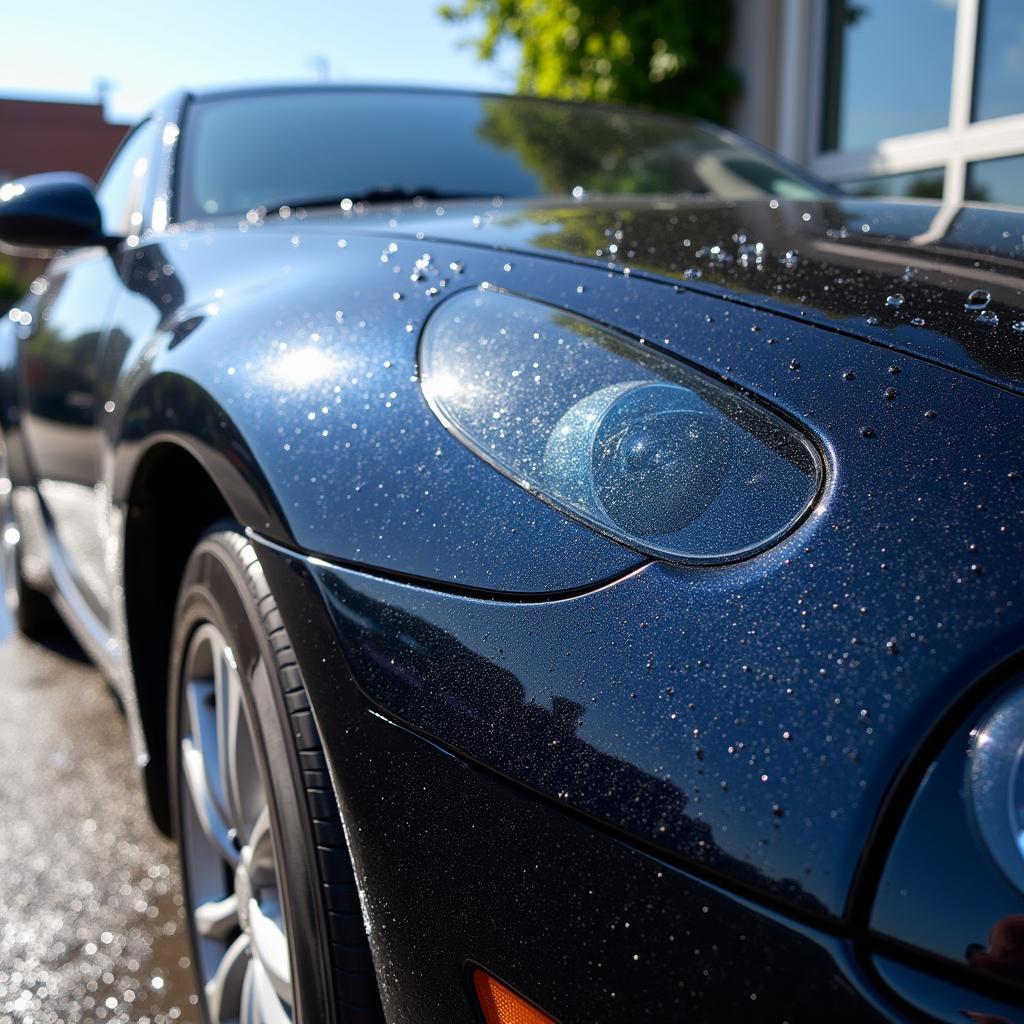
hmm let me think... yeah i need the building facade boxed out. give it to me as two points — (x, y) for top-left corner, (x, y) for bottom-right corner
(0, 98), (127, 291)
(730, 0), (1024, 207)
(0, 97), (126, 185)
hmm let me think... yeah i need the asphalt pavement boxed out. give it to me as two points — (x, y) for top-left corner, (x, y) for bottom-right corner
(0, 604), (198, 1022)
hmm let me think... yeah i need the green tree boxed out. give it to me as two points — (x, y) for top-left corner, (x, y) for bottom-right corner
(439, 0), (739, 122)
(0, 255), (27, 314)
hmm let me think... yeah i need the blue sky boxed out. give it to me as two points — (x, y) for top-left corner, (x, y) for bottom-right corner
(0, 0), (518, 123)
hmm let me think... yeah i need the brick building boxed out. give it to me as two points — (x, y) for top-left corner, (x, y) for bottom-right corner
(0, 97), (127, 293)
(0, 96), (127, 184)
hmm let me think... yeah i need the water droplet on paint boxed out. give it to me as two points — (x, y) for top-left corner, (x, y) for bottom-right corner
(965, 288), (991, 310)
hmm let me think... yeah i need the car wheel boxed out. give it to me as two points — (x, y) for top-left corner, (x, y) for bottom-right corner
(169, 525), (382, 1024)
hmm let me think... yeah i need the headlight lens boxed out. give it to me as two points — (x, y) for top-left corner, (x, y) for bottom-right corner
(544, 380), (733, 537)
(970, 688), (1024, 892)
(420, 286), (823, 564)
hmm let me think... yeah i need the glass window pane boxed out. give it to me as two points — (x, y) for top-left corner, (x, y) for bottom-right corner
(175, 90), (823, 222)
(966, 154), (1024, 207)
(972, 0), (1024, 122)
(95, 119), (157, 235)
(822, 0), (957, 152)
(841, 168), (945, 199)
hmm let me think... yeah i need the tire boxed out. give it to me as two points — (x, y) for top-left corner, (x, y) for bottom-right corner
(168, 524), (383, 1024)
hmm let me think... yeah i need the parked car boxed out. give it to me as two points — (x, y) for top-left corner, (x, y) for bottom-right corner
(1, 84), (1023, 1024)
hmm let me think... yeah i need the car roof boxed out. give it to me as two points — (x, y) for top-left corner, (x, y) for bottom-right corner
(186, 81), (541, 105)
(172, 81), (719, 130)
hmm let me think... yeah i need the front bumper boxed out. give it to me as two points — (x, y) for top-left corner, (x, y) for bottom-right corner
(254, 535), (1024, 1022)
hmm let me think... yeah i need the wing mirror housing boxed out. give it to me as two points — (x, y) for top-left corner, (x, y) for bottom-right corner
(0, 173), (119, 254)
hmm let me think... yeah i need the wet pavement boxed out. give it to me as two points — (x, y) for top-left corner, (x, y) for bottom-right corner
(0, 608), (199, 1022)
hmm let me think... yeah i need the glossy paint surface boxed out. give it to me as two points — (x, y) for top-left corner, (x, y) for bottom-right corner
(335, 195), (1024, 393)
(104, 229), (648, 593)
(101, 200), (1024, 596)
(309, 356), (1024, 917)
(256, 536), (915, 1024)
(19, 244), (128, 626)
(3, 86), (1024, 1019)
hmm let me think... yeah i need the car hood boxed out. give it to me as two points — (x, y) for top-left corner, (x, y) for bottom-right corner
(337, 194), (1024, 396)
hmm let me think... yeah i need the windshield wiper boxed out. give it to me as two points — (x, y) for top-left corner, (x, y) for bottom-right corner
(266, 187), (501, 212)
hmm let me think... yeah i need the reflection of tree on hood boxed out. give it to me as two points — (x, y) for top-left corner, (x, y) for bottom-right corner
(496, 202), (643, 269)
(483, 196), (1024, 390)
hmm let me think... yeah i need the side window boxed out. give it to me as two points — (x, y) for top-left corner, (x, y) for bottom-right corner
(95, 119), (159, 236)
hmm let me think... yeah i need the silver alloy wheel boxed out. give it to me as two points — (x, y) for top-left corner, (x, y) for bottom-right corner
(179, 621), (294, 1024)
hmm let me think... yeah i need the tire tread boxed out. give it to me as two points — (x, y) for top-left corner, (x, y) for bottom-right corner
(205, 528), (382, 1023)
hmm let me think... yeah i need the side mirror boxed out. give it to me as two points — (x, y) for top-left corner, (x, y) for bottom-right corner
(0, 173), (117, 253)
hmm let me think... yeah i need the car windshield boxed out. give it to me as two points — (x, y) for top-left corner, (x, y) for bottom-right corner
(175, 88), (824, 221)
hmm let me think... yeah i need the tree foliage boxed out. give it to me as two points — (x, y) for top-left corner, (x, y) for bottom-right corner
(0, 256), (27, 314)
(439, 0), (739, 123)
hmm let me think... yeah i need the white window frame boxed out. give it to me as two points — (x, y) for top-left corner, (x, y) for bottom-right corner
(778, 0), (1024, 205)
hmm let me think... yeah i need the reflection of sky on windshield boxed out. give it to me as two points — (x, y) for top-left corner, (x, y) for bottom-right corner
(181, 91), (820, 222)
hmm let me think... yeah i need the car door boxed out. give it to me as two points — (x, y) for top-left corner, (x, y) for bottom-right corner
(18, 119), (159, 628)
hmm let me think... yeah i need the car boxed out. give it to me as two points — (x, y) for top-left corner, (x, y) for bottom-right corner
(1, 82), (1023, 1024)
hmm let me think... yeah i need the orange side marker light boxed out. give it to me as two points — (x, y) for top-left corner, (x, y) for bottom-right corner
(472, 969), (558, 1024)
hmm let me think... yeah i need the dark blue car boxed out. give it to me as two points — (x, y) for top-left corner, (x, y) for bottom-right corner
(1, 85), (1023, 1023)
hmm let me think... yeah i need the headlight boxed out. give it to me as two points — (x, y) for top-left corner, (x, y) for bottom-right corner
(970, 688), (1024, 892)
(420, 286), (823, 564)
(543, 381), (733, 537)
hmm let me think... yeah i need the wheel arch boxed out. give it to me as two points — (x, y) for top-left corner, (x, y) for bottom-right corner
(122, 438), (233, 833)
(116, 372), (294, 833)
